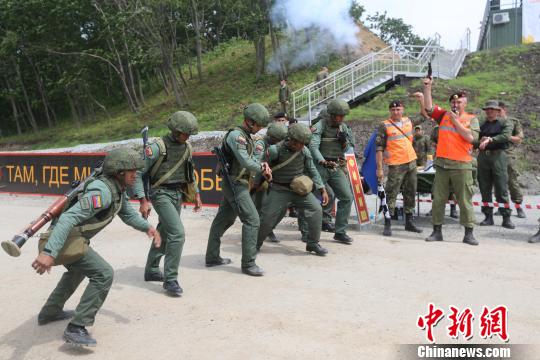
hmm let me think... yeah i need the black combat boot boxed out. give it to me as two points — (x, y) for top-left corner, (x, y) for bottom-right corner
(528, 228), (540, 243)
(144, 271), (164, 282)
(449, 204), (458, 219)
(205, 257), (232, 267)
(383, 218), (392, 236)
(322, 222), (335, 233)
(479, 207), (494, 226)
(38, 310), (75, 326)
(334, 233), (353, 244)
(405, 213), (423, 233)
(516, 206), (526, 219)
(425, 225), (443, 242)
(501, 215), (515, 229)
(63, 323), (97, 347)
(242, 264), (264, 276)
(306, 243), (328, 256)
(463, 227), (478, 246)
(267, 231), (279, 242)
(163, 280), (183, 297)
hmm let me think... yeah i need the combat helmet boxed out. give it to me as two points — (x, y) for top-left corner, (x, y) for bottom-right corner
(267, 123), (288, 142)
(244, 103), (269, 127)
(167, 111), (199, 135)
(288, 123), (312, 145)
(327, 99), (350, 116)
(103, 148), (144, 175)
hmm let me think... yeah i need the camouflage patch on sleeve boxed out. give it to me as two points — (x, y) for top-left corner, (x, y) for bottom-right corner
(79, 197), (90, 210)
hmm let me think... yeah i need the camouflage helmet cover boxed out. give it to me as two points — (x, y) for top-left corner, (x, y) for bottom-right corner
(167, 111), (199, 135)
(103, 148), (144, 175)
(327, 99), (350, 116)
(243, 103), (269, 126)
(266, 123), (288, 142)
(288, 123), (312, 145)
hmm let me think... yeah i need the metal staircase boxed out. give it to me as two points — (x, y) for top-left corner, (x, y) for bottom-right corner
(292, 31), (471, 123)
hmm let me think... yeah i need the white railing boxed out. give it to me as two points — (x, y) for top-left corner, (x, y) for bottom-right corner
(292, 32), (470, 121)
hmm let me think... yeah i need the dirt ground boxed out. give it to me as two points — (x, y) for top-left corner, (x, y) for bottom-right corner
(1, 193), (540, 360)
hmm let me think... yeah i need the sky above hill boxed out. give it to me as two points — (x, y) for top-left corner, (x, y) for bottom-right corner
(363, 0), (489, 49)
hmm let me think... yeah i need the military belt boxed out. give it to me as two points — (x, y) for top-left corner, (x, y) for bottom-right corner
(480, 149), (503, 156)
(159, 182), (185, 190)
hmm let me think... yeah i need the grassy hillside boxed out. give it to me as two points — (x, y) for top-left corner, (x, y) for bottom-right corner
(0, 39), (347, 150)
(1, 40), (539, 153)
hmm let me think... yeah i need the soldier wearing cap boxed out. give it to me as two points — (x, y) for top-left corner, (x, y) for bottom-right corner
(310, 99), (355, 243)
(257, 124), (330, 256)
(252, 122), (288, 242)
(475, 100), (514, 229)
(413, 125), (430, 167)
(499, 101), (526, 219)
(423, 78), (480, 245)
(278, 79), (290, 114)
(375, 99), (426, 236)
(33, 148), (160, 346)
(133, 111), (202, 297)
(273, 111), (289, 126)
(206, 103), (272, 276)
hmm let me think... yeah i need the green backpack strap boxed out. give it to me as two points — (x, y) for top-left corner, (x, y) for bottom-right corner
(149, 138), (167, 180)
(152, 143), (192, 188)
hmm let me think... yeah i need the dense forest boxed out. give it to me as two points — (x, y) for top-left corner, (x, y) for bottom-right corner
(0, 0), (426, 137)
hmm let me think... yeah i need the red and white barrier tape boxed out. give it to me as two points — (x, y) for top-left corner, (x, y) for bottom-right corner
(416, 198), (540, 210)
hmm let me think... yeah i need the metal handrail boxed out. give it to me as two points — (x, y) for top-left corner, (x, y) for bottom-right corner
(292, 32), (470, 121)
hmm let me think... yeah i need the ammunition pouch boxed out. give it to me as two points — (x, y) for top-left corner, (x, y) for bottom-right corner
(38, 230), (89, 266)
(290, 175), (313, 196)
(181, 182), (198, 203)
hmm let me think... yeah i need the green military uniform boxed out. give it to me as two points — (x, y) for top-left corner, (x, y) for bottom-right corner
(504, 116), (524, 207)
(133, 134), (198, 284)
(278, 84), (290, 114)
(38, 149), (149, 345)
(476, 110), (513, 225)
(309, 101), (355, 240)
(257, 138), (327, 254)
(206, 104), (269, 275)
(413, 133), (430, 167)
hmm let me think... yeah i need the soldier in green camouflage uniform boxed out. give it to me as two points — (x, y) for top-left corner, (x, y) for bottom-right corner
(253, 123), (288, 242)
(413, 125), (430, 167)
(33, 148), (160, 347)
(310, 99), (355, 244)
(376, 100), (425, 236)
(133, 111), (201, 297)
(206, 103), (272, 276)
(476, 100), (514, 229)
(278, 79), (290, 114)
(257, 124), (329, 255)
(499, 101), (526, 218)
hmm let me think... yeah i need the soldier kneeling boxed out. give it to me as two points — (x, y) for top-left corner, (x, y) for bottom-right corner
(257, 124), (330, 256)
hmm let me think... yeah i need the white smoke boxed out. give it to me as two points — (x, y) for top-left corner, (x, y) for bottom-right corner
(268, 0), (360, 73)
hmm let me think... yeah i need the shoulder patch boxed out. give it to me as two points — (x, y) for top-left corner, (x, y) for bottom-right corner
(256, 144), (264, 152)
(80, 197), (91, 210)
(236, 135), (247, 145)
(145, 145), (153, 157)
(311, 127), (317, 133)
(92, 195), (103, 209)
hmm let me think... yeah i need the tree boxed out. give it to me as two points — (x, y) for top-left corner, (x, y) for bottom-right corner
(366, 12), (427, 47)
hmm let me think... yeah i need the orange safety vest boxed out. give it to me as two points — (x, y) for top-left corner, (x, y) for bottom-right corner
(383, 117), (417, 165)
(435, 111), (475, 162)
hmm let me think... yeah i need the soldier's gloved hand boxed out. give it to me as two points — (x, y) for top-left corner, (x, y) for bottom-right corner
(320, 160), (337, 169)
(193, 193), (202, 213)
(320, 188), (330, 206)
(147, 226), (161, 248)
(32, 253), (54, 275)
(139, 198), (152, 219)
